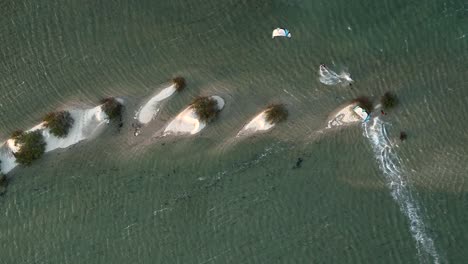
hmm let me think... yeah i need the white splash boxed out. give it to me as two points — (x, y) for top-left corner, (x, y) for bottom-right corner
(319, 64), (353, 86)
(364, 117), (441, 264)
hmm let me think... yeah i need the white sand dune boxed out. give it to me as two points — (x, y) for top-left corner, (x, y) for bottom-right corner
(0, 144), (17, 174)
(326, 103), (362, 129)
(41, 106), (108, 152)
(135, 84), (177, 124)
(237, 111), (274, 137)
(163, 96), (224, 136)
(0, 105), (109, 174)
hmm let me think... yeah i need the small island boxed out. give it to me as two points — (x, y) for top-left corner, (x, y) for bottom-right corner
(164, 95), (225, 135)
(237, 104), (288, 137)
(0, 100), (114, 175)
(136, 77), (185, 125)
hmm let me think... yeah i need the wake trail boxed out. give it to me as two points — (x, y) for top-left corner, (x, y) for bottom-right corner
(319, 65), (353, 86)
(363, 117), (441, 264)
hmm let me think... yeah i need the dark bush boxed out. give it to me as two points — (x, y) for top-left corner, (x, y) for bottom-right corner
(352, 96), (373, 113)
(172, 77), (186, 91)
(264, 104), (288, 124)
(381, 92), (398, 110)
(13, 130), (46, 166)
(399, 131), (407, 141)
(190, 96), (220, 123)
(43, 111), (74, 138)
(10, 130), (24, 140)
(100, 97), (123, 120)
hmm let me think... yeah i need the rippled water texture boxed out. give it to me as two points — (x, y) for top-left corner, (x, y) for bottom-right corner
(0, 0), (467, 263)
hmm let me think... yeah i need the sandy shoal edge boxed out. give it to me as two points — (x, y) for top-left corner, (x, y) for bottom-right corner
(237, 110), (275, 137)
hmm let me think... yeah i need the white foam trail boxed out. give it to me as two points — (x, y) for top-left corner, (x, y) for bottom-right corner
(363, 117), (441, 264)
(319, 65), (353, 86)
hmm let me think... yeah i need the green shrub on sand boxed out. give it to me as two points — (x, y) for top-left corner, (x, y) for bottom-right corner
(190, 96), (220, 123)
(13, 130), (46, 166)
(381, 92), (398, 110)
(43, 111), (74, 138)
(264, 104), (288, 124)
(100, 97), (123, 120)
(172, 77), (186, 91)
(11, 130), (24, 140)
(353, 96), (373, 113)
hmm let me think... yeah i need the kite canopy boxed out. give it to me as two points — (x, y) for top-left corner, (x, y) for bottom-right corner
(272, 28), (291, 38)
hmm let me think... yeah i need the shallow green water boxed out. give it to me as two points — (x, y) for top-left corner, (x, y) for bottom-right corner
(0, 0), (467, 263)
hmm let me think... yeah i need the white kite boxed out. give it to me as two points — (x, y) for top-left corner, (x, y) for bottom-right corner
(272, 28), (291, 38)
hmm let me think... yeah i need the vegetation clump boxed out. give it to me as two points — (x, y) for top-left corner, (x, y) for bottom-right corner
(264, 104), (288, 124)
(190, 96), (220, 123)
(43, 111), (74, 138)
(100, 97), (123, 120)
(353, 96), (374, 113)
(172, 77), (186, 92)
(11, 130), (24, 140)
(13, 130), (46, 166)
(381, 92), (398, 110)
